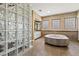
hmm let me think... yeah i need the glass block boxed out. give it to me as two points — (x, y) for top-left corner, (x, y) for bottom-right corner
(8, 50), (16, 56)
(29, 33), (32, 38)
(8, 22), (16, 30)
(24, 10), (29, 15)
(0, 43), (6, 54)
(18, 39), (24, 46)
(6, 21), (9, 30)
(0, 20), (5, 30)
(7, 12), (16, 22)
(0, 31), (5, 42)
(0, 3), (5, 8)
(17, 7), (23, 15)
(24, 16), (29, 24)
(17, 31), (23, 40)
(24, 4), (29, 9)
(8, 41), (16, 49)
(18, 47), (23, 54)
(6, 31), (9, 42)
(29, 41), (33, 47)
(24, 24), (28, 30)
(7, 3), (16, 12)
(29, 21), (32, 25)
(0, 9), (5, 20)
(24, 42), (29, 48)
(24, 38), (28, 43)
(17, 3), (24, 8)
(29, 30), (32, 40)
(24, 39), (28, 48)
(17, 23), (23, 30)
(2, 54), (6, 56)
(17, 15), (23, 23)
(24, 31), (28, 39)
(8, 31), (16, 41)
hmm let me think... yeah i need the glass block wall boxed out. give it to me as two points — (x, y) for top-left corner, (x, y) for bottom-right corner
(0, 3), (33, 56)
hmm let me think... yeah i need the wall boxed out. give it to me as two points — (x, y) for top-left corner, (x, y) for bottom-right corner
(32, 10), (41, 21)
(42, 11), (77, 31)
(42, 30), (78, 41)
(32, 10), (42, 40)
(0, 3), (33, 56)
(41, 11), (78, 41)
(77, 11), (79, 40)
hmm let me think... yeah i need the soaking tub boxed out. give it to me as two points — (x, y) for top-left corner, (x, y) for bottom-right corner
(45, 34), (69, 46)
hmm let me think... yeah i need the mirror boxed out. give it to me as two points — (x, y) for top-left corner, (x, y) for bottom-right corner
(34, 20), (41, 31)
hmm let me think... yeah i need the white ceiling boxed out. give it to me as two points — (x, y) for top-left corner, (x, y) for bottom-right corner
(30, 3), (79, 16)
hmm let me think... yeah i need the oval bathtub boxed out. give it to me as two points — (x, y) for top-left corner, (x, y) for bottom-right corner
(45, 34), (69, 46)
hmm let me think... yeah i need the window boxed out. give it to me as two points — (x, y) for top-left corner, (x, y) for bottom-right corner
(65, 17), (76, 29)
(42, 20), (49, 29)
(52, 20), (60, 29)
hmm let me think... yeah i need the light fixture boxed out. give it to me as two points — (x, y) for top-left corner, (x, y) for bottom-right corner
(47, 10), (51, 13)
(38, 9), (42, 12)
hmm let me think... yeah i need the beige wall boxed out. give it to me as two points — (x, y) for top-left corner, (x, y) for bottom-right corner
(33, 10), (41, 21)
(42, 11), (77, 31)
(42, 30), (78, 41)
(77, 11), (79, 40)
(41, 11), (78, 41)
(32, 10), (42, 41)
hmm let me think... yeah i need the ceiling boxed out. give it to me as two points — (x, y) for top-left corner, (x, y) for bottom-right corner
(30, 3), (79, 16)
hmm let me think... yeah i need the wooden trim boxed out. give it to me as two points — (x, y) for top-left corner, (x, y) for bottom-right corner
(32, 10), (35, 44)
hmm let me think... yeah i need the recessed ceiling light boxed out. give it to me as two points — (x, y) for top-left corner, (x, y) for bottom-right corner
(39, 9), (42, 12)
(47, 11), (51, 13)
